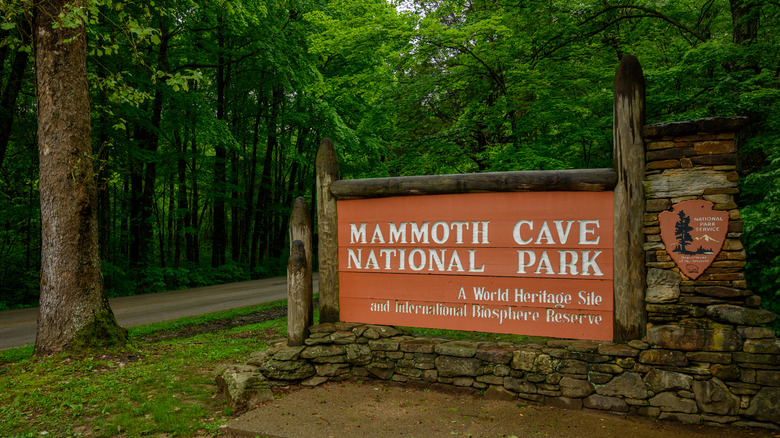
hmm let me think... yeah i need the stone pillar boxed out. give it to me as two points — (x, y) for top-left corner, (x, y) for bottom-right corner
(642, 117), (780, 427)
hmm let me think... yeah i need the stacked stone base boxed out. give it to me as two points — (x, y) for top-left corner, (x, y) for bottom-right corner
(244, 322), (780, 430)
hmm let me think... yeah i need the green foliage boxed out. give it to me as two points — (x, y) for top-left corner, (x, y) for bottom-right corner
(1, 0), (779, 320)
(742, 156), (780, 333)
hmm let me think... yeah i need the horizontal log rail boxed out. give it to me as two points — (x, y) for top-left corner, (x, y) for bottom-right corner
(330, 168), (617, 200)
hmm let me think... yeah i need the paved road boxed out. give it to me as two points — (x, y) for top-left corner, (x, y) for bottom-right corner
(0, 275), (314, 351)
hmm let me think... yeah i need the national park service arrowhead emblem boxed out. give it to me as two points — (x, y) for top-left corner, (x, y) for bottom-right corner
(658, 200), (729, 280)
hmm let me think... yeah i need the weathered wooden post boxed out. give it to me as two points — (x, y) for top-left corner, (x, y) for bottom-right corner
(613, 55), (647, 342)
(287, 240), (309, 346)
(289, 196), (313, 328)
(316, 138), (340, 323)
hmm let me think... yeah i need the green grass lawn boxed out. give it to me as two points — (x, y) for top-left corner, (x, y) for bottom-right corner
(0, 301), (289, 438)
(0, 300), (544, 438)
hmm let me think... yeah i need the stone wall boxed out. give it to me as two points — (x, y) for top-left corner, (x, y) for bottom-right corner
(233, 117), (779, 429)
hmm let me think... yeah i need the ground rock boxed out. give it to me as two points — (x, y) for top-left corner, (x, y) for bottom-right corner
(215, 364), (274, 412)
(435, 340), (479, 357)
(646, 269), (681, 303)
(511, 349), (538, 371)
(647, 325), (705, 350)
(483, 385), (516, 401)
(504, 377), (537, 394)
(743, 339), (780, 355)
(639, 349), (688, 366)
(315, 363), (350, 377)
(301, 344), (345, 359)
(344, 343), (372, 366)
(272, 346), (305, 361)
(559, 377), (594, 398)
(706, 305), (776, 326)
(596, 372), (647, 399)
(702, 326), (743, 352)
(366, 358), (395, 379)
(736, 326), (776, 339)
(692, 378), (739, 415)
(259, 359), (315, 380)
(644, 369), (693, 393)
(645, 168), (736, 198)
(436, 355), (482, 377)
(583, 394), (629, 412)
(744, 387), (780, 423)
(557, 359), (589, 375)
(649, 392), (698, 413)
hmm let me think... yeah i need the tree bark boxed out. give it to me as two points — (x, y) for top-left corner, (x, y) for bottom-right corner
(330, 168), (617, 200)
(187, 123), (200, 264)
(34, 0), (126, 354)
(0, 22), (30, 171)
(288, 197), (313, 345)
(316, 138), (340, 323)
(612, 55), (647, 343)
(211, 16), (228, 268)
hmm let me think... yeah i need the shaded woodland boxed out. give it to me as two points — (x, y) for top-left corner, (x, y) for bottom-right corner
(1, 0), (778, 322)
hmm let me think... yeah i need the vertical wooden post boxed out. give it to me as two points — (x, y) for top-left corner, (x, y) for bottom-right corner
(289, 196), (313, 327)
(613, 55), (647, 342)
(287, 240), (309, 346)
(316, 138), (340, 323)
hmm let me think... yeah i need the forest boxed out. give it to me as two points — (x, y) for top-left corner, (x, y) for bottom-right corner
(0, 0), (778, 322)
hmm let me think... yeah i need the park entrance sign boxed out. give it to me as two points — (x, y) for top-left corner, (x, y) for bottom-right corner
(337, 191), (614, 341)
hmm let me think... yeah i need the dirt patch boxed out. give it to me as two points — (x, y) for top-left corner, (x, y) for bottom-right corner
(224, 380), (776, 438)
(139, 305), (289, 343)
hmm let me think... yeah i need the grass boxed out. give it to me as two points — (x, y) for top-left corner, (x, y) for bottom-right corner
(0, 301), (290, 438)
(0, 299), (541, 438)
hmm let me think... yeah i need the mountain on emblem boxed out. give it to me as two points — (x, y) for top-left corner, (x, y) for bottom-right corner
(658, 200), (729, 280)
(695, 234), (720, 243)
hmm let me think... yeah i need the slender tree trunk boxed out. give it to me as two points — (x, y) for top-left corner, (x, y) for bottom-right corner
(242, 92), (264, 267)
(730, 0), (759, 46)
(174, 130), (187, 268)
(230, 149), (241, 262)
(25, 159), (35, 271)
(34, 0), (126, 354)
(96, 89), (111, 262)
(120, 166), (130, 259)
(211, 17), (229, 267)
(252, 83), (283, 265)
(0, 23), (30, 171)
(188, 127), (200, 264)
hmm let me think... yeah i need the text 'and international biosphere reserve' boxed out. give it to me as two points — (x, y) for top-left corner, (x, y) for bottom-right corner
(337, 191), (614, 341)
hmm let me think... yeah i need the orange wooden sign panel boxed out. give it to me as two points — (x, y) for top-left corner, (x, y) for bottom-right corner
(337, 191), (614, 341)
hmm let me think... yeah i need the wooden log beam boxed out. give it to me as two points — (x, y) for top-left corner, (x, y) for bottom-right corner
(330, 168), (617, 200)
(316, 138), (340, 323)
(612, 55), (647, 343)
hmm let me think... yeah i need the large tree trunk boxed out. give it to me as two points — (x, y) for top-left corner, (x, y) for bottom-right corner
(34, 0), (126, 354)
